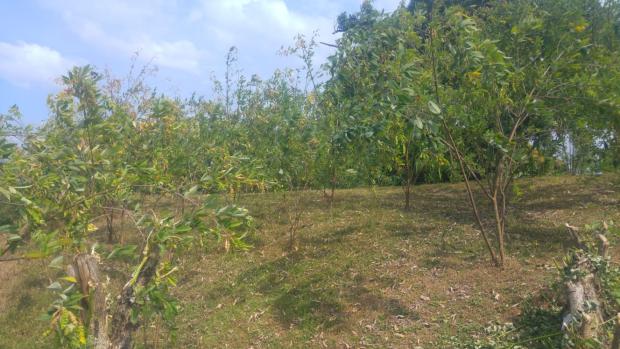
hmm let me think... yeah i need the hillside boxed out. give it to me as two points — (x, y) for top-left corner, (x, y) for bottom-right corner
(1, 174), (618, 348)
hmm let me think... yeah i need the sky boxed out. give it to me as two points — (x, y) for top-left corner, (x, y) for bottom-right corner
(0, 0), (404, 125)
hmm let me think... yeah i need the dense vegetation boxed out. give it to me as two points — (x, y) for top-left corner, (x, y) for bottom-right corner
(0, 0), (619, 347)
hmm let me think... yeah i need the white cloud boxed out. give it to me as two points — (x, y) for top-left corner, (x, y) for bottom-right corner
(38, 0), (338, 77)
(36, 0), (206, 74)
(0, 42), (77, 87)
(374, 0), (407, 12)
(66, 15), (205, 73)
(192, 0), (334, 47)
(32, 0), (404, 82)
(185, 0), (340, 77)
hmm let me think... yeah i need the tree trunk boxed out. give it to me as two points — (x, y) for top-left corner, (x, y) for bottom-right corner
(109, 243), (160, 349)
(444, 138), (498, 266)
(68, 254), (110, 349)
(492, 197), (506, 267)
(119, 209), (126, 245)
(106, 212), (115, 243)
(403, 144), (413, 211)
(597, 233), (609, 258)
(611, 313), (620, 349)
(330, 175), (336, 203)
(404, 182), (411, 211)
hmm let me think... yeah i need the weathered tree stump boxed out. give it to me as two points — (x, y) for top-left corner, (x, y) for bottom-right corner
(68, 253), (110, 349)
(561, 224), (610, 345)
(562, 268), (603, 339)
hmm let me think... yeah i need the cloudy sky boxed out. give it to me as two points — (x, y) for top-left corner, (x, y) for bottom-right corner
(0, 0), (403, 124)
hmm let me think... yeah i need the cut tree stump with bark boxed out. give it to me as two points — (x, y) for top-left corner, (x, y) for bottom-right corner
(68, 243), (161, 349)
(68, 253), (111, 349)
(562, 268), (603, 339)
(561, 224), (610, 345)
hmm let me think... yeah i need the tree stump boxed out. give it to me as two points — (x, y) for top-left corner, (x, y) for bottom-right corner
(562, 268), (603, 339)
(561, 224), (609, 345)
(68, 253), (110, 349)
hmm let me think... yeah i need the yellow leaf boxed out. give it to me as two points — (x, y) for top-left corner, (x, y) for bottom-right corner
(468, 71), (481, 80)
(61, 276), (77, 283)
(87, 223), (97, 232)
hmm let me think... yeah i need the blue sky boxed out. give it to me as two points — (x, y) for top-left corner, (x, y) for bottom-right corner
(0, 0), (403, 125)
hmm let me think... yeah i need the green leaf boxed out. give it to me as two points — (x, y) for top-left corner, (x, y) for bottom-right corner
(47, 281), (62, 291)
(428, 101), (441, 115)
(49, 255), (64, 269)
(7, 234), (22, 243)
(184, 185), (199, 197)
(107, 245), (138, 260)
(414, 118), (423, 130)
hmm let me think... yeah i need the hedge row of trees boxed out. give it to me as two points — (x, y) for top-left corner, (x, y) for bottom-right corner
(0, 0), (618, 347)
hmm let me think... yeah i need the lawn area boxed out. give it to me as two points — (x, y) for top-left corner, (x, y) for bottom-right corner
(1, 174), (619, 348)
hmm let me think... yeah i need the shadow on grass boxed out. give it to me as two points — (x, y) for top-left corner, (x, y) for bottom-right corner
(203, 246), (416, 333)
(301, 225), (358, 246)
(387, 222), (436, 239)
(516, 184), (616, 212)
(511, 305), (563, 349)
(272, 276), (345, 330)
(506, 219), (571, 250)
(452, 285), (565, 348)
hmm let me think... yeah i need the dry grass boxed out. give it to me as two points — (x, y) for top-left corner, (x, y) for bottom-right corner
(0, 174), (619, 348)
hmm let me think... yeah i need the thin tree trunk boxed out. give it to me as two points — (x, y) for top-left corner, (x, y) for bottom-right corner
(106, 211), (115, 243)
(443, 133), (499, 266)
(109, 243), (160, 349)
(404, 182), (411, 211)
(491, 154), (508, 267)
(492, 197), (506, 267)
(119, 209), (125, 245)
(329, 169), (337, 211)
(427, 13), (498, 266)
(611, 313), (620, 349)
(403, 143), (413, 211)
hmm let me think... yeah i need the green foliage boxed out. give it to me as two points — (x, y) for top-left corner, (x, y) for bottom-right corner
(44, 277), (87, 349)
(0, 63), (261, 346)
(0, 0), (619, 345)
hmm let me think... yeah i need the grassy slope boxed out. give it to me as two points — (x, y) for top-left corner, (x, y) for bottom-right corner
(0, 174), (619, 348)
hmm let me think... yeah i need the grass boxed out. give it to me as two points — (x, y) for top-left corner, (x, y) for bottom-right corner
(0, 174), (619, 348)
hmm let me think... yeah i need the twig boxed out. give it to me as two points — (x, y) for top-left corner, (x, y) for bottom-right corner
(319, 41), (339, 48)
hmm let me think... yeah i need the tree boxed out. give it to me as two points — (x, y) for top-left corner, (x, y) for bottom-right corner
(328, 5), (447, 209)
(423, 0), (620, 266)
(0, 66), (258, 348)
